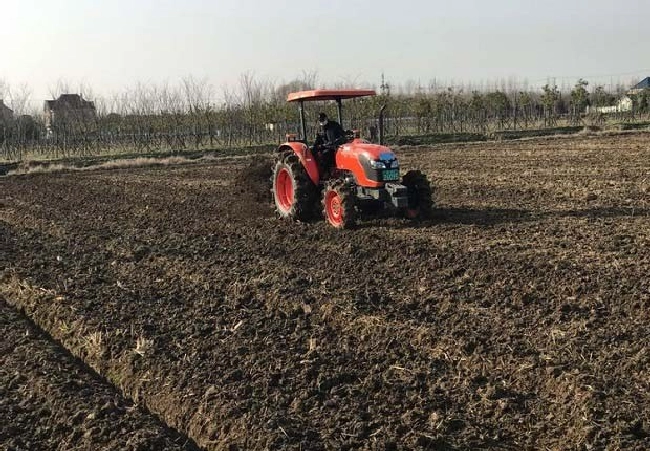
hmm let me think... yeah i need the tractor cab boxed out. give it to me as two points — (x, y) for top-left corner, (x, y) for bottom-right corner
(271, 89), (434, 228)
(287, 89), (376, 144)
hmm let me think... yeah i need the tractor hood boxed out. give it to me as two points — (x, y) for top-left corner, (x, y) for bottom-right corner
(339, 139), (397, 164)
(336, 139), (400, 187)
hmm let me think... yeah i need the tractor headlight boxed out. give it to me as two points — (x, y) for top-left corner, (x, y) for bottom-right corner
(370, 160), (386, 169)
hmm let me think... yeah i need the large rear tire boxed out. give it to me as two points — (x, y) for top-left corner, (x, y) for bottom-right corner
(322, 179), (356, 229)
(271, 152), (317, 221)
(402, 170), (434, 220)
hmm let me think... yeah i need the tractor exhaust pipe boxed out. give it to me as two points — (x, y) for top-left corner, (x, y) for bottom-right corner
(378, 104), (386, 145)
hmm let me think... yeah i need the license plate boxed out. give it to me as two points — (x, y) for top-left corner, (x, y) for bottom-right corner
(382, 169), (400, 181)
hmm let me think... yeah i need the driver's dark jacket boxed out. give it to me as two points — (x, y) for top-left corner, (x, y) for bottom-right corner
(316, 120), (346, 150)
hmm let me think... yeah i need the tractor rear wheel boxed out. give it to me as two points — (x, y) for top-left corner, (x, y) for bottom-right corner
(271, 153), (317, 221)
(402, 170), (434, 220)
(322, 179), (356, 229)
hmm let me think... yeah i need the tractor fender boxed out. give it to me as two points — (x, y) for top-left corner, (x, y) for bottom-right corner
(277, 142), (320, 185)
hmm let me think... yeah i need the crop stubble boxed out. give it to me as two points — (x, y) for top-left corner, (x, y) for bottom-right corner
(0, 296), (199, 451)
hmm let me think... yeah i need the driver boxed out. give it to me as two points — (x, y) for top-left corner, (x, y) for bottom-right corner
(313, 112), (345, 173)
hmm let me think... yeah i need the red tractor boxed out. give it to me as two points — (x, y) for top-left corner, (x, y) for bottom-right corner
(272, 89), (433, 228)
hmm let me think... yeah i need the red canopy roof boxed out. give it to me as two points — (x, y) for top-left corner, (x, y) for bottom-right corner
(287, 89), (376, 102)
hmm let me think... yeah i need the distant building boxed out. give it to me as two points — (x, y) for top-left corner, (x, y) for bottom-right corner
(587, 96), (633, 114)
(634, 77), (650, 90)
(0, 99), (13, 124)
(43, 93), (96, 135)
(627, 77), (650, 95)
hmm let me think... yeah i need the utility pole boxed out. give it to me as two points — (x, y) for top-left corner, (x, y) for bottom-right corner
(380, 73), (390, 97)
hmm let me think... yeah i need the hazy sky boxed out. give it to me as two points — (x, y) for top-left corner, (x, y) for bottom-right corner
(1, 0), (649, 105)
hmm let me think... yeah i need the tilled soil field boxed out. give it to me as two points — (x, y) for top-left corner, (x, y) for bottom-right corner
(0, 297), (198, 451)
(2, 134), (650, 450)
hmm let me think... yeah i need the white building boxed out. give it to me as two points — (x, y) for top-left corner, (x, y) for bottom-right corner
(587, 96), (633, 114)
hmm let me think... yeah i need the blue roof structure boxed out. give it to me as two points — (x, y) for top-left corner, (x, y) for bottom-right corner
(634, 77), (650, 89)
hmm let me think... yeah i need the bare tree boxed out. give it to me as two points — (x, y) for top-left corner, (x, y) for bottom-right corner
(9, 83), (33, 116)
(240, 72), (263, 145)
(182, 76), (213, 113)
(49, 78), (73, 98)
(181, 76), (214, 148)
(300, 70), (318, 89)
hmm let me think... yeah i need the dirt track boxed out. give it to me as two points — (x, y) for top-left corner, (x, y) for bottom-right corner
(2, 133), (650, 450)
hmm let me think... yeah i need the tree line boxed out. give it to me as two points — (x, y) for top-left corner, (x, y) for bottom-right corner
(1, 75), (649, 161)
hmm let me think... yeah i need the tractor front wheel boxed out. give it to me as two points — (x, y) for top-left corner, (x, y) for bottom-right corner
(272, 153), (317, 221)
(322, 179), (356, 229)
(402, 170), (434, 220)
